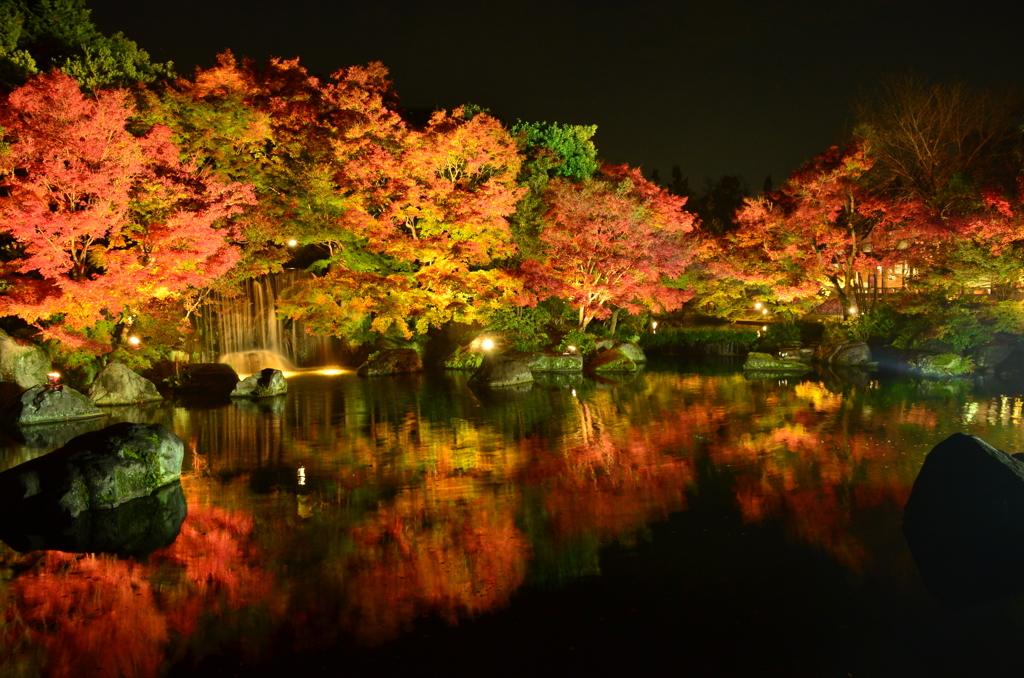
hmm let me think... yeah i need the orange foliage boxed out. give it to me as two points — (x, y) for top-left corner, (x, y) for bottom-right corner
(5, 552), (167, 678)
(343, 483), (528, 645)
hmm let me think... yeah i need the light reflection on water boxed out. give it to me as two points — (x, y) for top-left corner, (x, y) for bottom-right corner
(3, 366), (1024, 675)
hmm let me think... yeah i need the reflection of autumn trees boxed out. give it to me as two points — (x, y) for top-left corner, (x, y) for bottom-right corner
(708, 380), (922, 573)
(12, 372), (1024, 674)
(340, 481), (527, 645)
(2, 552), (166, 678)
(0, 501), (277, 678)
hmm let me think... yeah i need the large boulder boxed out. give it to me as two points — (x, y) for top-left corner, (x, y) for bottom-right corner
(166, 362), (240, 395)
(0, 422), (184, 520)
(903, 433), (1024, 607)
(910, 353), (974, 378)
(588, 343), (647, 373)
(231, 368), (288, 398)
(357, 348), (423, 376)
(972, 343), (1017, 373)
(742, 352), (810, 373)
(88, 362), (163, 405)
(0, 384), (105, 426)
(0, 480), (187, 557)
(523, 351), (584, 373)
(815, 340), (872, 366)
(0, 330), (51, 389)
(470, 354), (534, 388)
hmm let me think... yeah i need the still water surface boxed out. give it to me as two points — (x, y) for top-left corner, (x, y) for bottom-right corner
(2, 359), (1024, 677)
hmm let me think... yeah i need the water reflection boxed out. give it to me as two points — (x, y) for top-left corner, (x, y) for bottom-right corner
(4, 367), (1024, 675)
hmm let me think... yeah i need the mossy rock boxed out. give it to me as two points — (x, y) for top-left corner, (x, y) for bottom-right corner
(742, 352), (811, 373)
(230, 368), (288, 398)
(0, 422), (184, 519)
(911, 353), (975, 378)
(523, 351), (584, 373)
(0, 384), (105, 426)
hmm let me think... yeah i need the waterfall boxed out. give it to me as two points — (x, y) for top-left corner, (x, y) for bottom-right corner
(195, 270), (342, 374)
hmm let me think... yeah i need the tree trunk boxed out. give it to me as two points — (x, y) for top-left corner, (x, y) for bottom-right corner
(609, 308), (620, 336)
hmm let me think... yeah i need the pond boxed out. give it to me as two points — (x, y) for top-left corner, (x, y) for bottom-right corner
(2, 359), (1024, 677)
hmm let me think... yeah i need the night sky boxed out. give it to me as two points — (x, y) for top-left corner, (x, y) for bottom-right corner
(86, 0), (1024, 192)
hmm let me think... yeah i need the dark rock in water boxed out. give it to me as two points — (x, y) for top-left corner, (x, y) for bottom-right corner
(165, 362), (240, 394)
(470, 354), (534, 388)
(357, 348), (423, 376)
(0, 422), (184, 520)
(88, 362), (163, 405)
(0, 384), (105, 426)
(0, 480), (187, 556)
(903, 432), (1024, 607)
(814, 340), (872, 366)
(972, 343), (1016, 373)
(230, 368), (288, 398)
(741, 352), (809, 373)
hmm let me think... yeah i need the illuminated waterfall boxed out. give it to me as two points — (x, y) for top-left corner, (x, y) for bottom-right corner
(195, 271), (340, 374)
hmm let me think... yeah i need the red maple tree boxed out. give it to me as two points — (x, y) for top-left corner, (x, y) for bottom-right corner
(519, 163), (696, 330)
(0, 71), (254, 349)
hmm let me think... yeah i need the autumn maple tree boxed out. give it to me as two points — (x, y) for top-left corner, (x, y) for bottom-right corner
(278, 98), (525, 340)
(519, 163), (696, 331)
(722, 142), (937, 318)
(0, 71), (253, 351)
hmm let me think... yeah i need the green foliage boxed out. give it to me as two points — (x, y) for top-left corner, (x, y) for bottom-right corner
(0, 0), (173, 91)
(755, 322), (801, 351)
(512, 121), (599, 180)
(485, 306), (551, 352)
(556, 329), (597, 356)
(638, 325), (759, 351)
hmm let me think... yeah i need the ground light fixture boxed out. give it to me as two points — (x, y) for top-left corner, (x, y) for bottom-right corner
(128, 336), (141, 347)
(481, 338), (495, 351)
(287, 239), (298, 247)
(46, 372), (60, 386)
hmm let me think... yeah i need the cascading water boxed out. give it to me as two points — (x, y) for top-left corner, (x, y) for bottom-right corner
(195, 270), (342, 374)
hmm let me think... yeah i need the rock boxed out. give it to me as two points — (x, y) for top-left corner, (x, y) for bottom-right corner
(0, 384), (105, 426)
(815, 340), (872, 366)
(778, 347), (815, 364)
(357, 348), (423, 376)
(616, 342), (647, 364)
(742, 352), (810, 373)
(230, 368), (288, 398)
(972, 343), (1016, 372)
(910, 353), (974, 378)
(0, 480), (187, 557)
(0, 330), (51, 389)
(166, 362), (240, 394)
(0, 422), (184, 519)
(589, 343), (647, 373)
(903, 433), (1024, 607)
(470, 354), (534, 388)
(88, 362), (163, 405)
(523, 351), (584, 373)
(444, 345), (483, 370)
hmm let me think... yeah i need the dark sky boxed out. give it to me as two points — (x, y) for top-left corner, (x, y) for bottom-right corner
(86, 0), (1024, 192)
